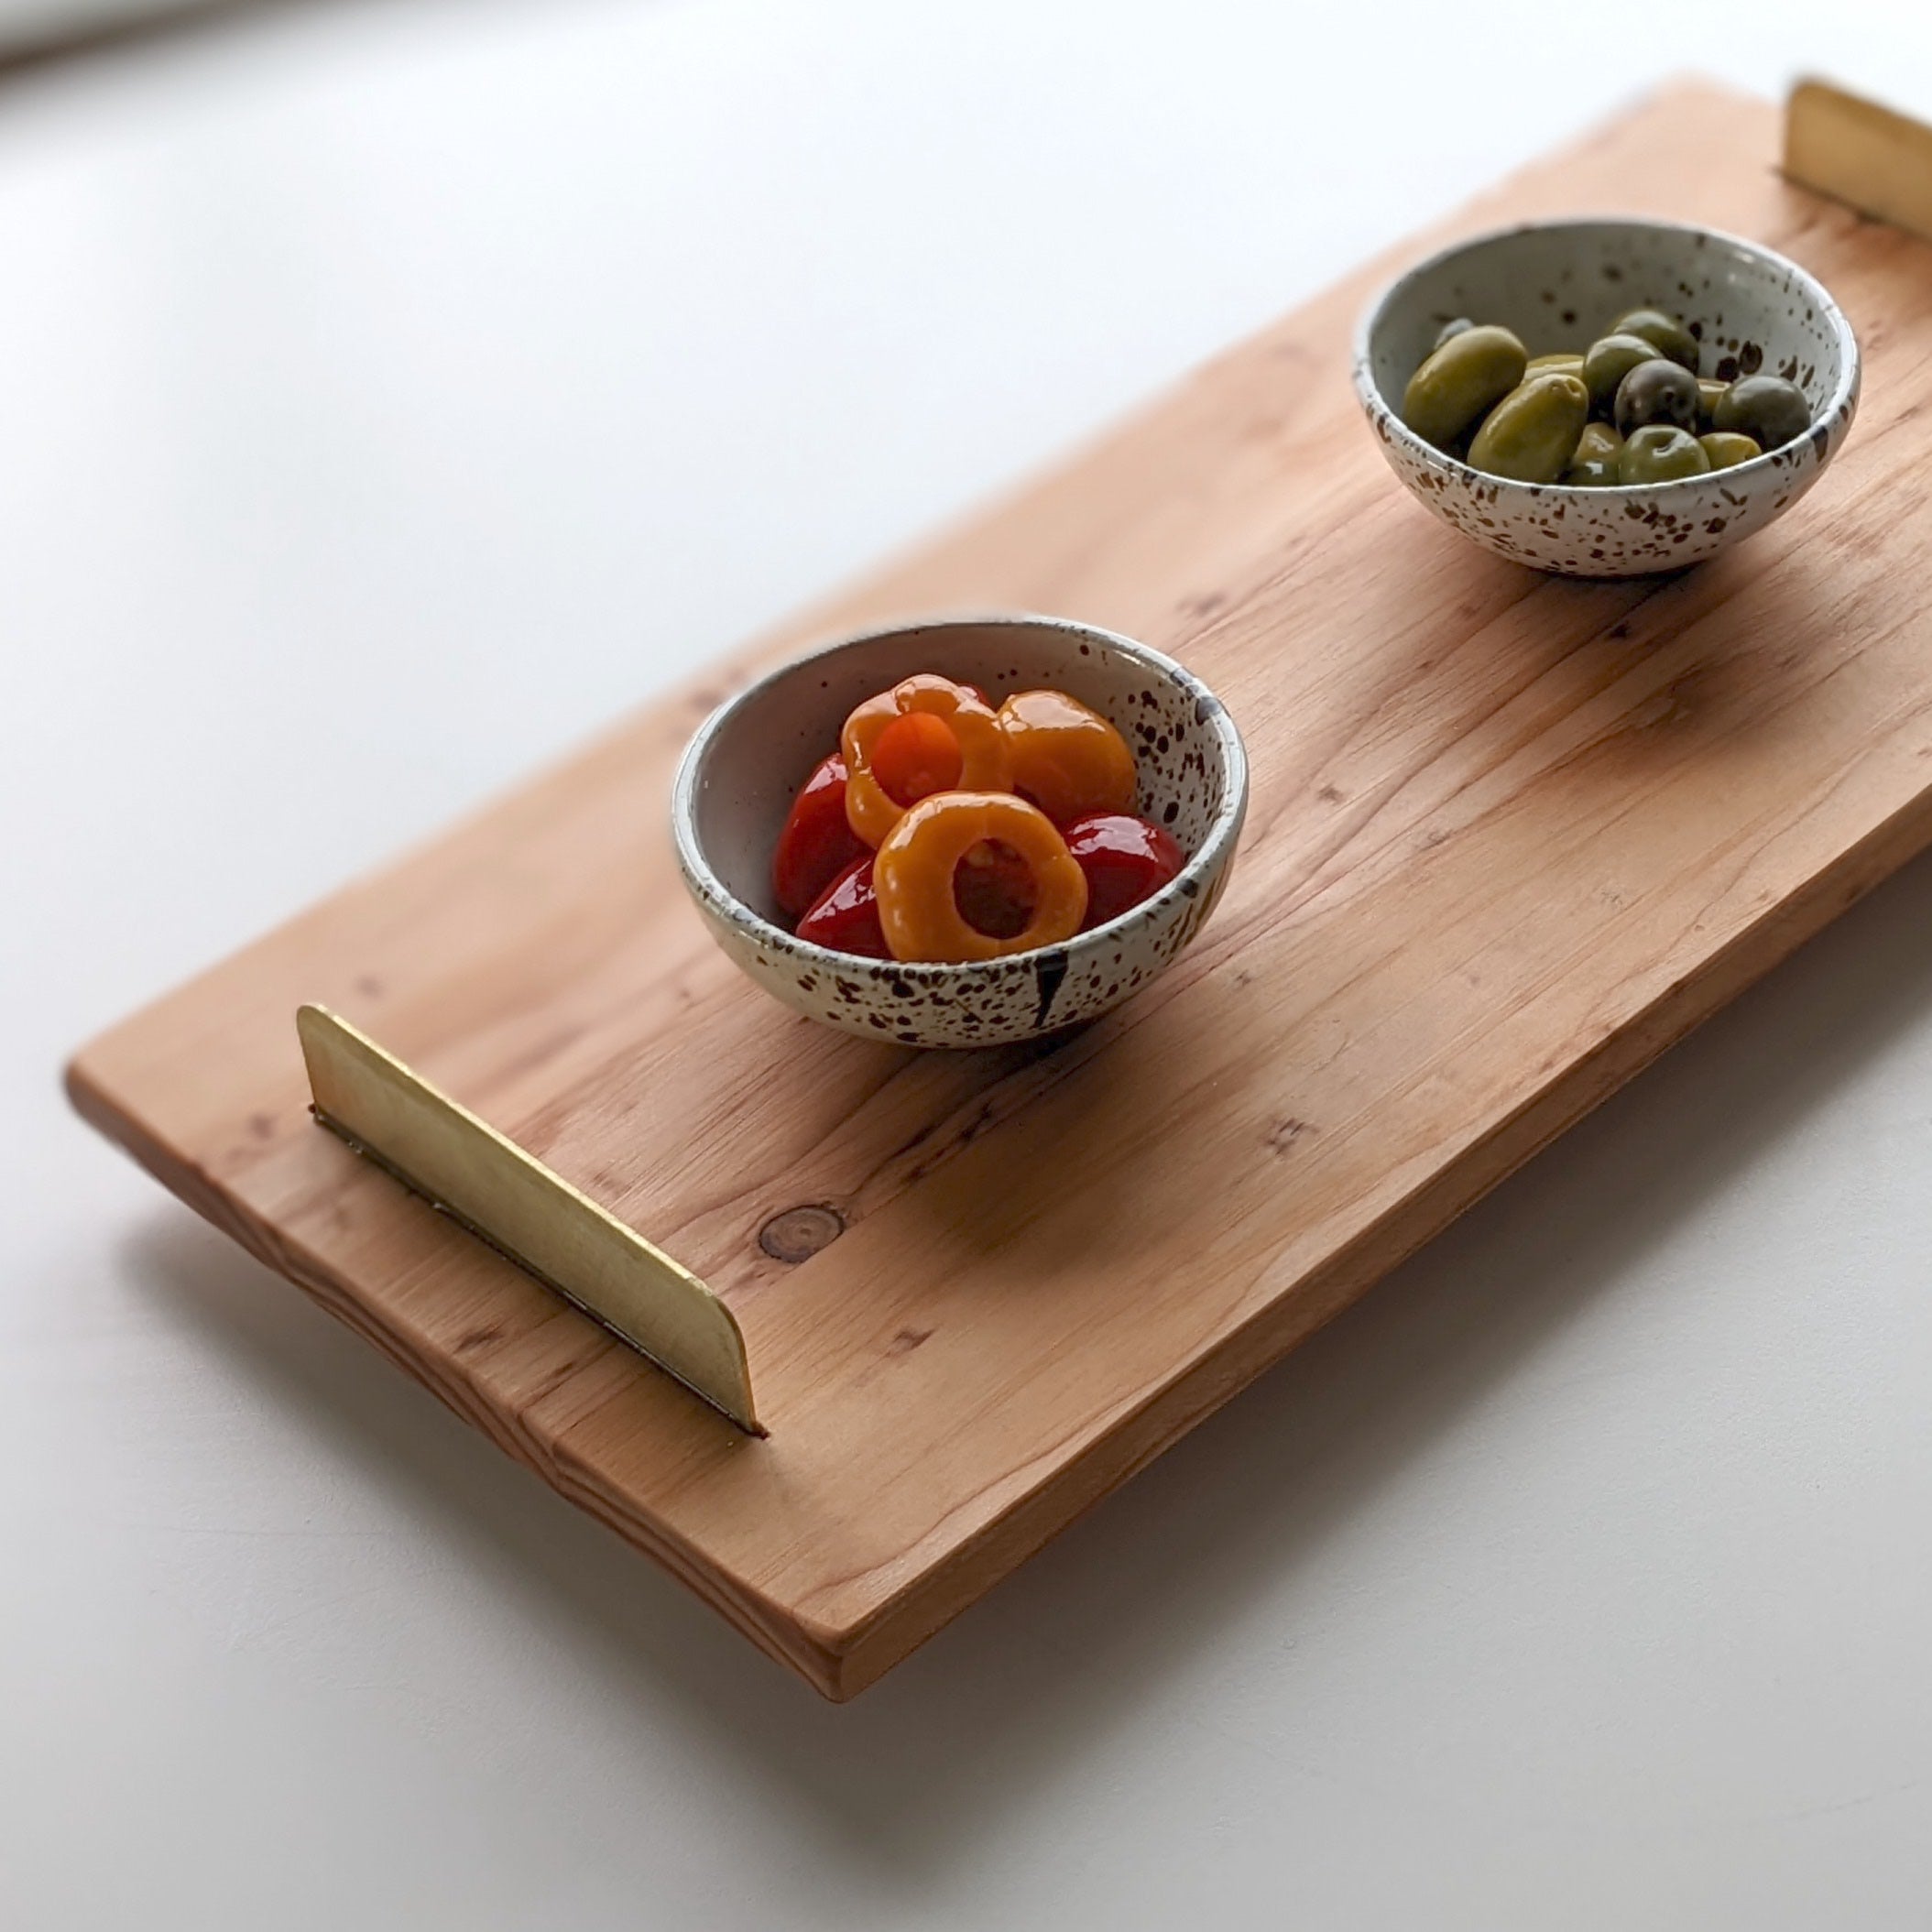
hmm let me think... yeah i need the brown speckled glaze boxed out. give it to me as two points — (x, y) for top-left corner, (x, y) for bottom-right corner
(1353, 218), (1860, 576)
(672, 617), (1249, 1049)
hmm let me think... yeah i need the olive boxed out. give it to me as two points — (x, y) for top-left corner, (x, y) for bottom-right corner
(1712, 374), (1811, 453)
(1403, 324), (1528, 449)
(1433, 317), (1475, 352)
(1584, 333), (1670, 418)
(1618, 424), (1711, 485)
(1467, 371), (1590, 483)
(1696, 377), (1729, 432)
(1563, 420), (1624, 486)
(1614, 357), (1700, 437)
(1699, 431), (1762, 471)
(1611, 307), (1698, 372)
(1526, 352), (1586, 377)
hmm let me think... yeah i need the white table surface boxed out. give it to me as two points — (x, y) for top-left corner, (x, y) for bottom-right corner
(5, 3), (1932, 1925)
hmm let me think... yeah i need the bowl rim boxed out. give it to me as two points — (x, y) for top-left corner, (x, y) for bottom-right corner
(671, 612), (1250, 980)
(1350, 213), (1861, 499)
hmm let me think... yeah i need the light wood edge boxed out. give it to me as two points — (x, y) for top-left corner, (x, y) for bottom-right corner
(295, 1005), (762, 1436)
(59, 404), (1929, 1708)
(1785, 78), (1932, 244)
(819, 781), (1932, 1697)
(59, 82), (1924, 1702)
(61, 1049), (851, 1693)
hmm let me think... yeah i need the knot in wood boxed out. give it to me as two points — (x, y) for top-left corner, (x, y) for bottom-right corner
(759, 1205), (846, 1263)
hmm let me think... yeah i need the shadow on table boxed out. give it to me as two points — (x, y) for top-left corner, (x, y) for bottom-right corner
(128, 835), (1932, 1880)
(0, 0), (556, 83)
(0, 0), (297, 78)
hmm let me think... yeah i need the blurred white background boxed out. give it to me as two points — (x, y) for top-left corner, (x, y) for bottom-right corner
(5, 3), (1932, 1927)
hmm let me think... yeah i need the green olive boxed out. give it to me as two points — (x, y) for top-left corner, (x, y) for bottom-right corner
(1467, 371), (1590, 483)
(1526, 352), (1586, 377)
(1403, 324), (1528, 449)
(1614, 357), (1700, 437)
(1696, 377), (1729, 432)
(1563, 420), (1624, 486)
(1584, 333), (1670, 417)
(1699, 431), (1762, 471)
(1618, 424), (1712, 485)
(1566, 454), (1621, 486)
(1711, 374), (1811, 453)
(1611, 307), (1698, 372)
(1434, 317), (1474, 352)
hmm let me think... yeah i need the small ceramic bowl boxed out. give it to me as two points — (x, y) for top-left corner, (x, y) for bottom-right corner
(1353, 217), (1860, 576)
(672, 615), (1248, 1048)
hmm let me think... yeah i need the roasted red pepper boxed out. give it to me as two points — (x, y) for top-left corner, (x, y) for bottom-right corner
(769, 674), (1191, 963)
(772, 754), (866, 920)
(796, 855), (891, 956)
(1064, 812), (1184, 928)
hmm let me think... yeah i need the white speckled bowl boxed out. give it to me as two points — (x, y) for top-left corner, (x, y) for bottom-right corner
(1353, 217), (1860, 576)
(673, 616), (1248, 1048)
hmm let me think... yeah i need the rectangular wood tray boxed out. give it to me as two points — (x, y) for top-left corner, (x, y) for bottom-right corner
(68, 83), (1932, 1698)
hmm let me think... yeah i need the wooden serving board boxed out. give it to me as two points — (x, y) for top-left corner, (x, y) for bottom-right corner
(69, 84), (1932, 1699)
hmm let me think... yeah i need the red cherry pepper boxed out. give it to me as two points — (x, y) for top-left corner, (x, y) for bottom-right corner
(772, 754), (866, 920)
(1064, 812), (1184, 929)
(796, 855), (891, 957)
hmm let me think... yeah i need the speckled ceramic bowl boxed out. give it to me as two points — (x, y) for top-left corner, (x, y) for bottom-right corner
(1353, 217), (1860, 576)
(672, 616), (1248, 1048)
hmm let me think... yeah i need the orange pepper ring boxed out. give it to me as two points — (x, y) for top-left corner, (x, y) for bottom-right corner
(997, 688), (1137, 825)
(873, 791), (1089, 964)
(843, 676), (1014, 847)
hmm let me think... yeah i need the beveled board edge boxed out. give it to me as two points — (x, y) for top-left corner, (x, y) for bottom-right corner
(60, 82), (1932, 1704)
(65, 733), (1925, 1705)
(62, 1050), (841, 1692)
(296, 1005), (761, 1435)
(820, 780), (1932, 1698)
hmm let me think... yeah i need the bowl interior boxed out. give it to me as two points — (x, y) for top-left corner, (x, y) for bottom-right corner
(1364, 219), (1851, 443)
(684, 619), (1234, 931)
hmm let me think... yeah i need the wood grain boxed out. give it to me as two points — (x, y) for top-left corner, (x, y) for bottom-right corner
(67, 83), (1932, 1698)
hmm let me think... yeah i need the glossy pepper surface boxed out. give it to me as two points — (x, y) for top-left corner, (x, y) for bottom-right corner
(872, 791), (1087, 963)
(996, 689), (1137, 825)
(796, 855), (890, 957)
(1063, 812), (1184, 928)
(842, 675), (1013, 847)
(771, 754), (865, 920)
